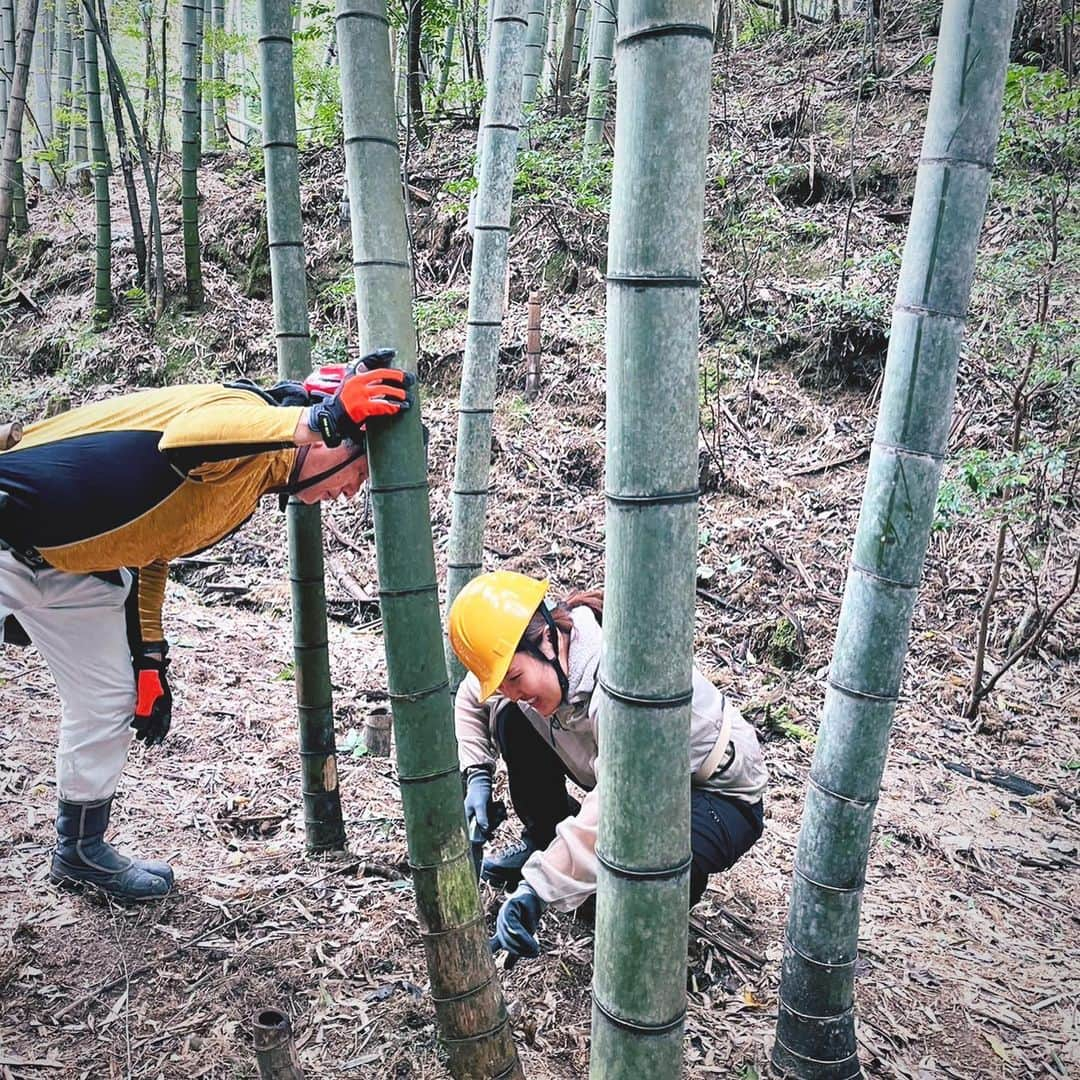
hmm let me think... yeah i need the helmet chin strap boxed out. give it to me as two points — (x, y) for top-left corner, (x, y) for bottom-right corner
(537, 605), (570, 704)
(284, 441), (367, 496)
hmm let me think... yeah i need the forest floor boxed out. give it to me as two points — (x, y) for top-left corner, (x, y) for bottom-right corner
(1, 14), (1079, 1080)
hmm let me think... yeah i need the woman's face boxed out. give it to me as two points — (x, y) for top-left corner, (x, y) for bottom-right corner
(498, 648), (563, 717)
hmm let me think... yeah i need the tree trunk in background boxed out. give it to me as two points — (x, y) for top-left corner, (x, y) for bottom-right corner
(0, 0), (9, 148)
(0, 0), (38, 263)
(181, 0), (204, 306)
(444, 0), (528, 691)
(335, 0), (524, 1074)
(519, 0), (545, 143)
(96, 0), (147, 284)
(82, 0), (111, 320)
(200, 0), (214, 151)
(582, 0), (616, 157)
(556, 0), (575, 108)
(67, 5), (87, 186)
(588, 0), (712, 1076)
(213, 0), (226, 146)
(256, 0), (347, 854)
(406, 0), (427, 142)
(54, 0), (71, 170)
(771, 3), (1019, 1077)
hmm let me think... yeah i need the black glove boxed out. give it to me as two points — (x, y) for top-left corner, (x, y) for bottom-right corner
(464, 766), (498, 840)
(132, 642), (172, 745)
(306, 348), (412, 448)
(490, 883), (546, 967)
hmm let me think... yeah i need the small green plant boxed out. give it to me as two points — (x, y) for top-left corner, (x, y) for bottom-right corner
(414, 290), (466, 337)
(274, 662), (295, 681)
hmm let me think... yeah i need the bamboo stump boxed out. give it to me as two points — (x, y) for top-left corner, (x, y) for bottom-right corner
(363, 708), (393, 756)
(252, 1009), (304, 1079)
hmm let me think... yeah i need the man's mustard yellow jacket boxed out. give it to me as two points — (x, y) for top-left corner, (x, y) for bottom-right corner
(0, 384), (305, 641)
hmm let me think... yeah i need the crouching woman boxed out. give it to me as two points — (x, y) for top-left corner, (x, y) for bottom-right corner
(448, 571), (768, 965)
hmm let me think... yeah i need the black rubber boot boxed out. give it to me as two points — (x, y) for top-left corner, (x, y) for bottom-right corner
(481, 834), (537, 891)
(50, 798), (173, 900)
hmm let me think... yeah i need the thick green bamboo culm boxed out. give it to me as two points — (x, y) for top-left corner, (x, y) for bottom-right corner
(590, 3), (713, 1077)
(256, 0), (346, 853)
(519, 0), (545, 143)
(771, 4), (1018, 1078)
(82, 3), (111, 319)
(582, 0), (616, 158)
(335, 0), (523, 1074)
(180, 0), (204, 307)
(444, 0), (529, 693)
(0, 0), (37, 263)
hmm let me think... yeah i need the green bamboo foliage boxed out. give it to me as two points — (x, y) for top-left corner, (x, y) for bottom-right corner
(256, 0), (346, 853)
(519, 0), (545, 142)
(0, 0), (38, 262)
(82, 1), (110, 319)
(335, 0), (522, 1074)
(582, 0), (616, 158)
(771, 4), (1018, 1077)
(589, 3), (712, 1077)
(444, 0), (528, 692)
(54, 0), (71, 170)
(181, 0), (204, 307)
(200, 0), (214, 152)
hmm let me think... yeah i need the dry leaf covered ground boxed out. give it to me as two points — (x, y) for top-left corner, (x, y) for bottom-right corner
(2, 16), (1078, 1079)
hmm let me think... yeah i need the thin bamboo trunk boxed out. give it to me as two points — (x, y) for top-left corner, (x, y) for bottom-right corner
(0, 1), (9, 139)
(577, 0), (591, 78)
(555, 0), (575, 107)
(200, 0), (213, 152)
(588, 1), (713, 1076)
(335, 0), (523, 1073)
(434, 21), (454, 109)
(213, 0), (226, 146)
(82, 0), (110, 319)
(67, 8), (86, 185)
(571, 0), (587, 74)
(54, 0), (71, 167)
(405, 0), (426, 141)
(181, 0), (204, 306)
(256, 0), (347, 853)
(444, 0), (528, 691)
(771, 3), (1018, 1077)
(582, 0), (615, 157)
(0, 0), (37, 261)
(541, 0), (561, 94)
(95, 0), (147, 285)
(32, 2), (56, 188)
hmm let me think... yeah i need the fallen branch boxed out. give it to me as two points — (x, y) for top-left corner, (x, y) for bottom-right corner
(689, 914), (764, 969)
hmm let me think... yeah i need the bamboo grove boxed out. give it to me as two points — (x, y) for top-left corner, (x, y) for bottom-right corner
(0, 0), (1049, 1076)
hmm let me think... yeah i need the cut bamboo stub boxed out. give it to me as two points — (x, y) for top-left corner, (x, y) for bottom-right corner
(363, 708), (392, 756)
(525, 292), (541, 401)
(252, 1008), (304, 1079)
(0, 420), (23, 450)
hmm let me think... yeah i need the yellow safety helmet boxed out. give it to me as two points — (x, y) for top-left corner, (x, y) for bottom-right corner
(448, 571), (549, 701)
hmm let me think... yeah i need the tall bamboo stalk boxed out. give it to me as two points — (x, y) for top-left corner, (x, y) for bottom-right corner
(54, 0), (71, 167)
(518, 0), (545, 144)
(181, 0), (204, 306)
(82, 1), (110, 318)
(213, 0), (226, 146)
(336, 0), (522, 1074)
(31, 0), (55, 188)
(582, 0), (615, 157)
(0, 0), (38, 261)
(589, 1), (712, 1076)
(572, 0), (587, 74)
(541, 0), (561, 93)
(0, 0), (9, 139)
(434, 21), (454, 109)
(444, 0), (528, 692)
(199, 0), (213, 151)
(256, 0), (347, 853)
(67, 6), (86, 185)
(772, 3), (1018, 1077)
